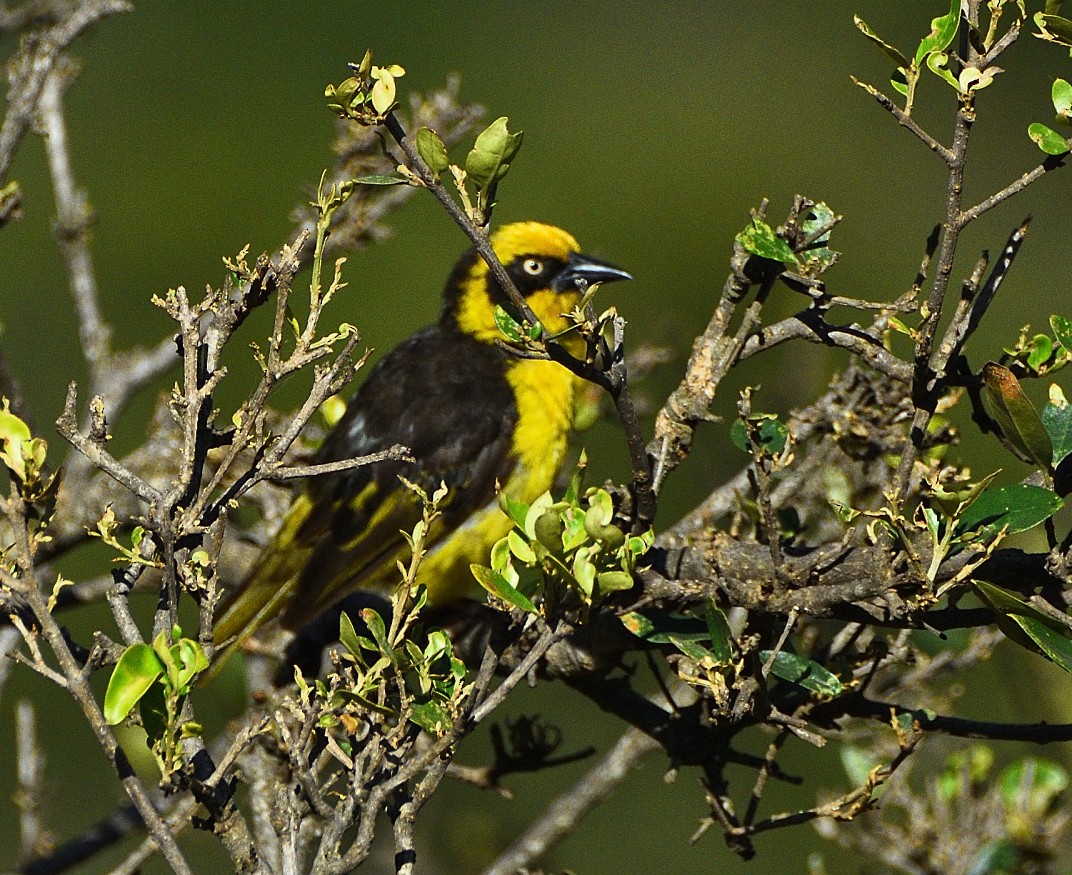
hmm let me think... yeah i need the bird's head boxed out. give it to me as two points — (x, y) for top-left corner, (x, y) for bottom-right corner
(441, 222), (632, 345)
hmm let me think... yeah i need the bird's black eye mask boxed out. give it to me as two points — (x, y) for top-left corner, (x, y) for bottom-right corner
(482, 254), (570, 324)
(499, 254), (571, 299)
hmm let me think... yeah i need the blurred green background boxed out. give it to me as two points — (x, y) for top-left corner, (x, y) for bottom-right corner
(2, 2), (1072, 872)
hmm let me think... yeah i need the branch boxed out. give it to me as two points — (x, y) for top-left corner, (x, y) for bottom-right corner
(480, 727), (659, 875)
(0, 0), (132, 183)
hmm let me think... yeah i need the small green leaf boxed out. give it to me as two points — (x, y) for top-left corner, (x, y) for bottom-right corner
(0, 402), (32, 481)
(1035, 12), (1072, 49)
(414, 127), (450, 175)
(620, 610), (654, 638)
(354, 174), (409, 185)
(981, 362), (1054, 469)
(596, 570), (634, 594)
(583, 490), (624, 549)
(974, 581), (1072, 674)
(470, 564), (538, 613)
(854, 15), (910, 66)
(926, 51), (961, 91)
(498, 492), (530, 529)
(1010, 613), (1072, 673)
(466, 117), (523, 190)
(735, 218), (798, 265)
(704, 603), (733, 665)
(493, 304), (526, 343)
(761, 650), (843, 696)
(104, 643), (164, 725)
(339, 611), (366, 659)
(534, 508), (566, 552)
(730, 413), (789, 455)
(1043, 386), (1072, 468)
(1028, 122), (1071, 155)
(169, 638), (208, 693)
(619, 610), (708, 644)
(1027, 334), (1054, 371)
(1053, 78), (1072, 120)
(507, 529), (536, 564)
(361, 608), (394, 662)
(955, 484), (1062, 537)
(409, 698), (451, 735)
(1051, 314), (1072, 352)
(916, 0), (962, 66)
(668, 635), (719, 667)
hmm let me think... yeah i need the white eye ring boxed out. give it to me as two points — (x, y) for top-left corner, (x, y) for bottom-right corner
(522, 258), (544, 276)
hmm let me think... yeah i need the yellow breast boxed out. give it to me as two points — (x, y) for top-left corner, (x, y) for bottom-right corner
(417, 356), (579, 605)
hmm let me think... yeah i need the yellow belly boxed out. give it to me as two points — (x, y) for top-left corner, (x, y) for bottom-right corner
(419, 358), (579, 604)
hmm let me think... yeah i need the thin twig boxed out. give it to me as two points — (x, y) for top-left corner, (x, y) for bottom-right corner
(480, 727), (660, 875)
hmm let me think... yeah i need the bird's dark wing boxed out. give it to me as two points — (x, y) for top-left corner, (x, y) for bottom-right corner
(276, 324), (519, 627)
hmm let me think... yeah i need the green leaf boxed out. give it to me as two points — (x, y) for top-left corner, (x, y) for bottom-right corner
(1010, 613), (1072, 673)
(704, 603), (733, 665)
(409, 698), (451, 734)
(926, 51), (960, 91)
(0, 402), (32, 481)
(583, 490), (624, 549)
(414, 127), (450, 175)
(1053, 78), (1072, 120)
(974, 581), (1072, 673)
(730, 413), (789, 455)
(104, 643), (164, 725)
(1028, 122), (1071, 155)
(620, 610), (654, 638)
(493, 304), (525, 343)
(955, 484), (1062, 537)
(1043, 387), (1072, 467)
(799, 201), (840, 271)
(853, 15), (910, 66)
(465, 117), (523, 190)
(339, 611), (367, 659)
(470, 564), (538, 613)
(981, 362), (1054, 469)
(361, 608), (395, 663)
(354, 174), (409, 185)
(619, 610), (708, 644)
(507, 529), (536, 564)
(1051, 314), (1072, 352)
(1027, 334), (1053, 371)
(761, 650), (843, 696)
(596, 570), (634, 594)
(1035, 11), (1072, 48)
(498, 492), (530, 529)
(735, 218), (798, 265)
(534, 508), (566, 552)
(668, 635), (720, 667)
(916, 0), (962, 66)
(169, 638), (208, 694)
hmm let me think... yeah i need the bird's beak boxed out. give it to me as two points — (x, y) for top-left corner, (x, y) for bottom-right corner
(552, 251), (633, 292)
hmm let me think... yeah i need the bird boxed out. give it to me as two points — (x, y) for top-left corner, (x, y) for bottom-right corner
(213, 221), (632, 656)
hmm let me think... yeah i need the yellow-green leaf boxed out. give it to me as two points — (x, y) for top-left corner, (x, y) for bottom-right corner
(104, 643), (164, 725)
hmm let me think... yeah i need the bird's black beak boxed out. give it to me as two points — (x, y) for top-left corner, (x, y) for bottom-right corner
(552, 251), (633, 292)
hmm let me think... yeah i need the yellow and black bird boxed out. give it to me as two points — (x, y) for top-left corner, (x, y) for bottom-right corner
(214, 221), (631, 652)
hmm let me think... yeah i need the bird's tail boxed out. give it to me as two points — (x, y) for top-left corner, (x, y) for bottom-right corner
(209, 495), (316, 674)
